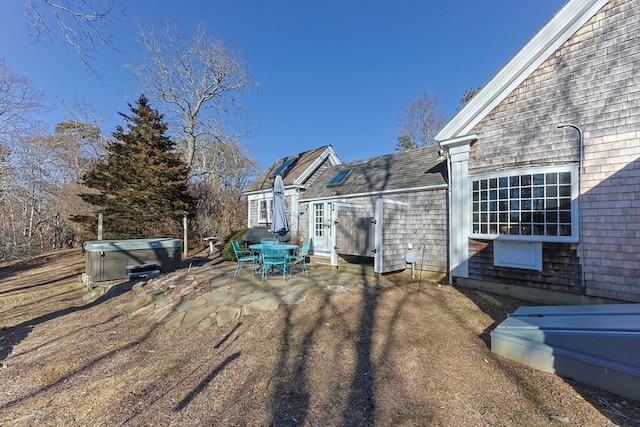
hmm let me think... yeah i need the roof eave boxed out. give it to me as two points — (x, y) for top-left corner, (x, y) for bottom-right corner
(293, 145), (341, 186)
(299, 183), (448, 203)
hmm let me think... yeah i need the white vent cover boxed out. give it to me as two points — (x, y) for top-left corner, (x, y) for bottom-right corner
(494, 240), (542, 271)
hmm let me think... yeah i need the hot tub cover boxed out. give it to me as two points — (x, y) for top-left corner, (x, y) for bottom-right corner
(83, 238), (182, 252)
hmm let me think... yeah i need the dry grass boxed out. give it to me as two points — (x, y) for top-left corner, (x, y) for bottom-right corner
(1, 249), (638, 426)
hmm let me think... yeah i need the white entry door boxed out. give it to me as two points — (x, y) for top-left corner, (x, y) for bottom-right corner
(311, 202), (333, 253)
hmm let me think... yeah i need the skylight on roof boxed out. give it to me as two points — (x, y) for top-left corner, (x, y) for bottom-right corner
(327, 169), (352, 186)
(270, 158), (296, 178)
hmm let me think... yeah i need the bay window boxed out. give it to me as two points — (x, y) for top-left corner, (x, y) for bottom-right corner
(471, 165), (579, 242)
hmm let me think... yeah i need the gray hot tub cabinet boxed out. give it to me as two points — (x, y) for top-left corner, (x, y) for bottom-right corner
(84, 238), (182, 282)
(491, 304), (640, 401)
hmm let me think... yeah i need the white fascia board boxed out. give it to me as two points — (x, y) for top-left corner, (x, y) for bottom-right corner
(435, 0), (608, 141)
(293, 145), (342, 186)
(245, 185), (305, 199)
(299, 184), (448, 203)
(439, 134), (479, 149)
(246, 191), (270, 202)
(378, 198), (409, 207)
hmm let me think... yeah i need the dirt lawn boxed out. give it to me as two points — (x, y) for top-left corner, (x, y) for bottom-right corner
(1, 249), (638, 426)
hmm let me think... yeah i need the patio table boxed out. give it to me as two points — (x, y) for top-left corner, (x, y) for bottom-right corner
(249, 243), (299, 253)
(249, 243), (300, 280)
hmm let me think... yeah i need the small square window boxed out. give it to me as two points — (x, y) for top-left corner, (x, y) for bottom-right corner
(327, 169), (352, 186)
(270, 158), (296, 178)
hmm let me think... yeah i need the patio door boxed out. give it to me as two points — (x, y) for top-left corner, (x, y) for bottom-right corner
(312, 202), (333, 253)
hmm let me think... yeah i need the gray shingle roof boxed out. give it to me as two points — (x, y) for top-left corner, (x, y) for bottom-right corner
(299, 145), (447, 201)
(243, 145), (333, 193)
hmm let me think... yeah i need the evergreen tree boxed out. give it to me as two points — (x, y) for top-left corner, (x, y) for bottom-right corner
(73, 95), (194, 239)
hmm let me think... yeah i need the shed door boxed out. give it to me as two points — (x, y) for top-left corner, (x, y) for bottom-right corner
(335, 216), (375, 256)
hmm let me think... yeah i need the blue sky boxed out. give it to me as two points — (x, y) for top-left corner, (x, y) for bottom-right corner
(0, 0), (565, 167)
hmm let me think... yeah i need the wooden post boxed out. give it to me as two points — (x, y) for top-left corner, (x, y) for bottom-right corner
(98, 213), (103, 240)
(183, 214), (188, 258)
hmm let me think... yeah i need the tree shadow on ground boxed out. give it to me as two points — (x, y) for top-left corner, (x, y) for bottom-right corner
(269, 269), (413, 426)
(0, 300), (158, 412)
(0, 280), (135, 364)
(341, 286), (377, 425)
(0, 273), (83, 296)
(174, 352), (241, 411)
(174, 322), (244, 412)
(454, 286), (533, 347)
(120, 323), (245, 425)
(269, 298), (326, 426)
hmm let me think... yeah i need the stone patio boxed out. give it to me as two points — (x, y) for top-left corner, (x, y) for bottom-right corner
(83, 256), (396, 329)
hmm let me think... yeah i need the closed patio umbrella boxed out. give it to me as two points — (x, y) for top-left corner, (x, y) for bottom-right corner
(270, 174), (289, 238)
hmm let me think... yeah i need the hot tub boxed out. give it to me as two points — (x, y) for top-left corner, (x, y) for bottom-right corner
(83, 238), (182, 282)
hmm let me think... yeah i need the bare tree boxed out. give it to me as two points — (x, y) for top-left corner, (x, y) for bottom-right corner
(1, 126), (59, 255)
(192, 136), (258, 189)
(0, 120), (105, 258)
(190, 136), (258, 240)
(0, 143), (10, 202)
(0, 57), (46, 143)
(23, 0), (117, 69)
(128, 23), (252, 168)
(396, 91), (447, 150)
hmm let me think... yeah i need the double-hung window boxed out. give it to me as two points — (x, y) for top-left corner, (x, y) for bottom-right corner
(258, 199), (272, 223)
(471, 165), (579, 242)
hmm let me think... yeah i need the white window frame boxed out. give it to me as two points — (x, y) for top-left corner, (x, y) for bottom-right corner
(470, 164), (579, 243)
(258, 199), (273, 224)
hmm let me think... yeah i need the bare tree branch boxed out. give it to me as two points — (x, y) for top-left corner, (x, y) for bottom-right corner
(0, 57), (46, 144)
(397, 91), (447, 150)
(128, 22), (253, 167)
(23, 0), (118, 71)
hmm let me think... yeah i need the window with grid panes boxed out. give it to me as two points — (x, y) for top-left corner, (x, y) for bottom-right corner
(259, 199), (272, 223)
(471, 165), (578, 242)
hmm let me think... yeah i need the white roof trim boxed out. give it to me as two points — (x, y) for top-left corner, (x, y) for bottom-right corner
(299, 183), (448, 203)
(293, 145), (341, 186)
(435, 0), (608, 141)
(439, 134), (479, 148)
(245, 184), (305, 197)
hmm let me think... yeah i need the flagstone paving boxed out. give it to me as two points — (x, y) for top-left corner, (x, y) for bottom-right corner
(85, 258), (394, 329)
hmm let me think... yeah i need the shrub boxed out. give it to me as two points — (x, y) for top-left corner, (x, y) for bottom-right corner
(221, 228), (249, 261)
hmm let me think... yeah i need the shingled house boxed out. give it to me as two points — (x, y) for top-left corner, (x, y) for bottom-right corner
(298, 145), (448, 276)
(243, 145), (341, 238)
(435, 0), (639, 302)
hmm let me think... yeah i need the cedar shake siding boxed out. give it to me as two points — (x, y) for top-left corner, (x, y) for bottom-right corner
(466, 0), (639, 301)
